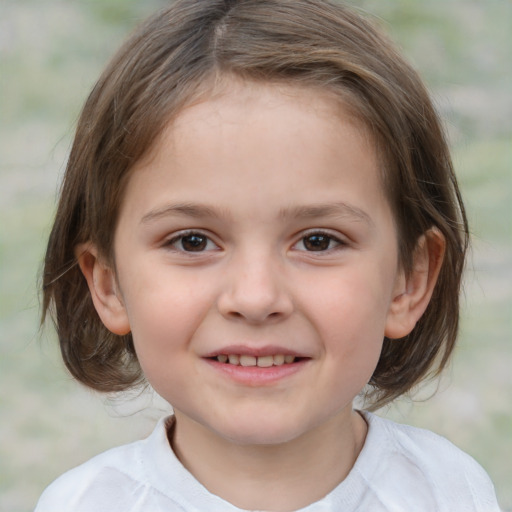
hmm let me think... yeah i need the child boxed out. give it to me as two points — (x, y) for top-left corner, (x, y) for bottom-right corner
(37, 0), (501, 510)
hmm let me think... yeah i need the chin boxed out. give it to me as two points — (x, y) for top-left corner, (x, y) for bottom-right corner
(215, 415), (310, 447)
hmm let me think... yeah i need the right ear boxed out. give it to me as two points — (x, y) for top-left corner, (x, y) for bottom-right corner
(75, 243), (131, 336)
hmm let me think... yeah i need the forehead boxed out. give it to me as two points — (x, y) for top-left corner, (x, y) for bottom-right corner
(139, 78), (374, 165)
(121, 80), (389, 225)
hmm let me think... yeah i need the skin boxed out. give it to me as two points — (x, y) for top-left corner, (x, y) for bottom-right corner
(78, 80), (443, 511)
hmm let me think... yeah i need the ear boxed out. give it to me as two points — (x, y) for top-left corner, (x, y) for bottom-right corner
(385, 228), (445, 339)
(75, 243), (131, 336)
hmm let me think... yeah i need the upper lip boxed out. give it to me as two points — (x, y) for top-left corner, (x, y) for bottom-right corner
(202, 345), (309, 358)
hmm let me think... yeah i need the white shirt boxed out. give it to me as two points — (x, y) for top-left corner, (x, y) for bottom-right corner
(35, 412), (501, 511)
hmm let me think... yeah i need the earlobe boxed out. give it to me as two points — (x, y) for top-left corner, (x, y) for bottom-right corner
(385, 228), (445, 340)
(75, 243), (131, 336)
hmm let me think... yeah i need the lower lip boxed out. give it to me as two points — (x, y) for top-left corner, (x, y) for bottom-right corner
(204, 358), (308, 386)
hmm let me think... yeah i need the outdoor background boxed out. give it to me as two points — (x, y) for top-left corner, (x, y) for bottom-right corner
(1, 0), (510, 510)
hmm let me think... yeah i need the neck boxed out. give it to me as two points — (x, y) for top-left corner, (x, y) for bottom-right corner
(170, 409), (367, 512)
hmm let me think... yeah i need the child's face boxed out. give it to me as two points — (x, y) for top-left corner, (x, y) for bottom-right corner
(109, 81), (406, 445)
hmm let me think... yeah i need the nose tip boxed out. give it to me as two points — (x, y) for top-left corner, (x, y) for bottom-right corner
(226, 300), (288, 324)
(217, 262), (293, 324)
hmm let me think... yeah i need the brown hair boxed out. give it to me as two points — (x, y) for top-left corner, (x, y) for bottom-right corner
(42, 0), (468, 409)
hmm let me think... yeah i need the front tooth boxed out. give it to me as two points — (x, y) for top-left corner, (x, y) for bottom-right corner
(284, 355), (295, 364)
(257, 355), (274, 368)
(240, 355), (257, 367)
(228, 354), (240, 365)
(217, 354), (228, 363)
(273, 354), (285, 366)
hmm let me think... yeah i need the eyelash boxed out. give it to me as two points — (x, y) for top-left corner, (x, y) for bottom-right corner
(164, 231), (219, 253)
(164, 229), (346, 254)
(293, 230), (346, 253)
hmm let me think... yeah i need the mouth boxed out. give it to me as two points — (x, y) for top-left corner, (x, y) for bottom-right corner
(209, 354), (303, 367)
(203, 348), (309, 385)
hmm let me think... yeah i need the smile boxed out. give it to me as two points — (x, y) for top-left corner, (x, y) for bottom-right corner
(205, 351), (308, 386)
(215, 354), (297, 367)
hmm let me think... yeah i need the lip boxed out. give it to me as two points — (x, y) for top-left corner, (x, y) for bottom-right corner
(201, 345), (311, 386)
(202, 344), (308, 358)
(204, 357), (309, 386)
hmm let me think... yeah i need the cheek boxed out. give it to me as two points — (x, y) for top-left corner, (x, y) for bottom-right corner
(121, 274), (215, 362)
(125, 293), (207, 398)
(302, 267), (392, 369)
(310, 272), (393, 333)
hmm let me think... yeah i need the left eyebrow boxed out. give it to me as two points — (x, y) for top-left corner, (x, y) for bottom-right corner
(279, 202), (374, 227)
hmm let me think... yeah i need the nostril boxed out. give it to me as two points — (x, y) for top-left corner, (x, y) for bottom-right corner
(218, 285), (293, 323)
(227, 309), (283, 323)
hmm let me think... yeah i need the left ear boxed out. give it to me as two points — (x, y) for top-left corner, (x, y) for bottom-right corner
(385, 227), (445, 339)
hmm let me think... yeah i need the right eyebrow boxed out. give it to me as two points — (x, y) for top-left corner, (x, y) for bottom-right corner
(140, 202), (226, 224)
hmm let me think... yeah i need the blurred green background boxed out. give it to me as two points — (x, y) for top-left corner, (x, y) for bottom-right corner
(0, 1), (510, 510)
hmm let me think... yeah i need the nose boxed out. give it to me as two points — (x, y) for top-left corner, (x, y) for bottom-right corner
(217, 250), (293, 324)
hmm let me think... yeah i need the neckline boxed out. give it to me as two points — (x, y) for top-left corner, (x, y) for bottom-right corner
(141, 411), (388, 511)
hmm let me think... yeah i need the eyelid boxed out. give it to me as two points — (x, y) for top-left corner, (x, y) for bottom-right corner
(302, 228), (346, 240)
(291, 228), (349, 252)
(164, 229), (221, 253)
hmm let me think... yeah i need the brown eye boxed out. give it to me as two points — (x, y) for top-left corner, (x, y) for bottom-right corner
(302, 234), (332, 251)
(166, 231), (219, 254)
(180, 234), (208, 251)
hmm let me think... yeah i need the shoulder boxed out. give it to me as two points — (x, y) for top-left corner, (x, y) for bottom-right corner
(34, 441), (143, 511)
(34, 417), (175, 512)
(358, 412), (501, 511)
(367, 412), (488, 477)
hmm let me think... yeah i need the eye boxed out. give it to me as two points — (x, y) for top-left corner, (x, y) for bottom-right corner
(294, 231), (344, 252)
(166, 232), (218, 252)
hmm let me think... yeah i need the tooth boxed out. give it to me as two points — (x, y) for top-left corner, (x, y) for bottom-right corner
(240, 355), (257, 367)
(284, 355), (295, 364)
(273, 354), (285, 366)
(217, 354), (228, 363)
(228, 354), (240, 365)
(257, 355), (273, 368)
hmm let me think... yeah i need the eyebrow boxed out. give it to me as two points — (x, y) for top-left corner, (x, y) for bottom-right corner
(279, 202), (374, 227)
(141, 202), (227, 224)
(141, 201), (373, 227)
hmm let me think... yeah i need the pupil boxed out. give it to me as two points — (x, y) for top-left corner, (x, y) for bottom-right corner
(182, 234), (207, 251)
(304, 235), (329, 251)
